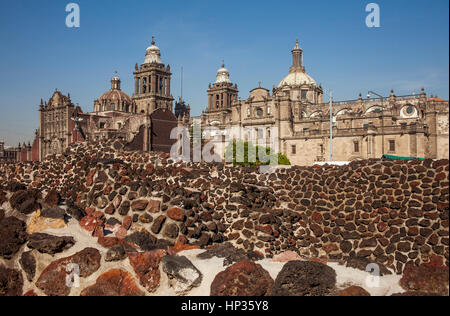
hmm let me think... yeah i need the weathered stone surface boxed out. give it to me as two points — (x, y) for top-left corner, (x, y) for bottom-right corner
(66, 204), (86, 221)
(272, 261), (336, 296)
(338, 285), (371, 296)
(345, 256), (392, 276)
(0, 190), (7, 206)
(23, 289), (38, 296)
(40, 207), (66, 219)
(163, 223), (180, 239)
(0, 265), (23, 296)
(151, 215), (166, 234)
(123, 231), (158, 251)
(391, 291), (441, 296)
(27, 233), (75, 254)
(0, 139), (448, 282)
(0, 216), (27, 259)
(43, 190), (61, 207)
(399, 257), (449, 296)
(128, 250), (167, 293)
(147, 199), (161, 213)
(19, 251), (36, 282)
(161, 255), (203, 295)
(272, 251), (302, 262)
(36, 248), (102, 296)
(210, 260), (273, 296)
(9, 189), (40, 215)
(81, 269), (144, 296)
(131, 200), (148, 212)
(198, 243), (263, 266)
(106, 243), (136, 262)
(27, 210), (66, 234)
(167, 208), (185, 222)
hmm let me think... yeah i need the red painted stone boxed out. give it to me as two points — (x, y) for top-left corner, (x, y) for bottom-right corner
(128, 250), (167, 293)
(377, 222), (388, 232)
(311, 211), (323, 223)
(81, 269), (144, 296)
(36, 248), (101, 296)
(167, 208), (185, 222)
(122, 216), (132, 230)
(23, 289), (38, 296)
(210, 260), (274, 296)
(97, 237), (121, 248)
(338, 286), (371, 296)
(80, 215), (103, 233)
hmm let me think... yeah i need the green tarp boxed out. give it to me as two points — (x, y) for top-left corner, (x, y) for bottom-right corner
(382, 154), (425, 161)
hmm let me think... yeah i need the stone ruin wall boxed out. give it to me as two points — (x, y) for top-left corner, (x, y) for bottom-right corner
(0, 139), (448, 275)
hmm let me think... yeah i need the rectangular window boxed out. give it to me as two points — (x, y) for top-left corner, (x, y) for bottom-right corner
(257, 129), (264, 139)
(389, 140), (396, 152)
(354, 141), (360, 153)
(291, 145), (297, 155)
(301, 90), (307, 100)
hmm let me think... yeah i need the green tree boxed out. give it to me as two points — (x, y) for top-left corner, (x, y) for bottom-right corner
(225, 141), (290, 167)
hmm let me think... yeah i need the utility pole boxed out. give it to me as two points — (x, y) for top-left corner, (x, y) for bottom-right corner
(329, 90), (333, 162)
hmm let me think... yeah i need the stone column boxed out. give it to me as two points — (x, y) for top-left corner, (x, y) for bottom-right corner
(134, 77), (139, 95)
(224, 92), (229, 108)
(166, 76), (171, 97)
(163, 76), (166, 96)
(152, 74), (157, 93)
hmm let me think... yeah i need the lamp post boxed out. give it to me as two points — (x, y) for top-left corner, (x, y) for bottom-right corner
(367, 91), (385, 156)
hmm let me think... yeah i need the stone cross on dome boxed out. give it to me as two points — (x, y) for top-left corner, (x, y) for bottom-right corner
(152, 36), (155, 46)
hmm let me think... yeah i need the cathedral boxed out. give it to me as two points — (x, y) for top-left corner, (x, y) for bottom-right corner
(21, 39), (189, 161)
(11, 38), (449, 165)
(201, 40), (449, 165)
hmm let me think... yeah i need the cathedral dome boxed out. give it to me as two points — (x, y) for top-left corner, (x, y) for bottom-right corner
(95, 74), (132, 112)
(144, 37), (163, 64)
(278, 71), (317, 87)
(98, 90), (132, 105)
(278, 39), (317, 88)
(215, 61), (231, 84)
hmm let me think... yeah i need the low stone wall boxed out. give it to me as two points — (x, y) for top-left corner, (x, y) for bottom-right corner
(0, 139), (448, 275)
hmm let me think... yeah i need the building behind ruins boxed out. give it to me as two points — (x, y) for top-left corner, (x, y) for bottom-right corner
(13, 39), (185, 162)
(6, 39), (449, 165)
(201, 40), (449, 165)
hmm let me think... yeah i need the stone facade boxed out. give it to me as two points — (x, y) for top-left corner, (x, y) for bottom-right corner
(0, 141), (19, 162)
(38, 90), (77, 160)
(25, 39), (180, 161)
(201, 40), (449, 166)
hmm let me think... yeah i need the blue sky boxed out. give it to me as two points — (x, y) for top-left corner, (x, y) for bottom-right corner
(0, 0), (448, 146)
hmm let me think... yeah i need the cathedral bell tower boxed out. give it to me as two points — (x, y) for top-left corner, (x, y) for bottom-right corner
(133, 37), (174, 114)
(207, 61), (239, 111)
